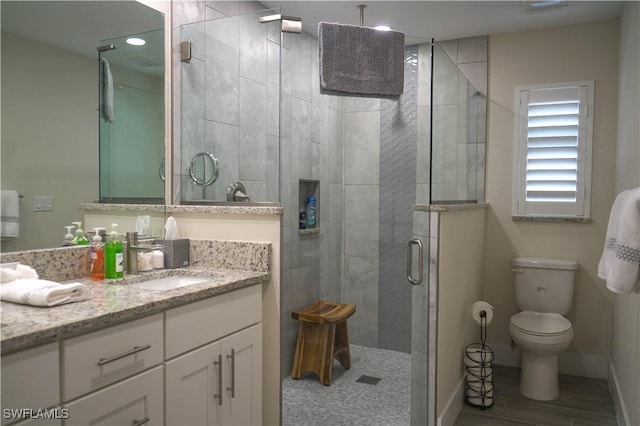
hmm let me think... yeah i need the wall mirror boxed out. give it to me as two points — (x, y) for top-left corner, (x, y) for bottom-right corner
(1, 1), (166, 252)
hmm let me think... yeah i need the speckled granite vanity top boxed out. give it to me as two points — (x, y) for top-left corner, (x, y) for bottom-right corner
(0, 267), (268, 354)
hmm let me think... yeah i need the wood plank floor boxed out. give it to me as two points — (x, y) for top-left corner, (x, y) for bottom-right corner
(454, 365), (618, 426)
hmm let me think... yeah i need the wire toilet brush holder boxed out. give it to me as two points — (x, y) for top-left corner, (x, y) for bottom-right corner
(464, 310), (495, 409)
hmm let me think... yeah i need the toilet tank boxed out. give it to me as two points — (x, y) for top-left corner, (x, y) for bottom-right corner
(513, 257), (577, 315)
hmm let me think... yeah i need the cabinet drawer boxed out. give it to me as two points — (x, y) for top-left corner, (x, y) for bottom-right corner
(165, 284), (261, 359)
(1, 343), (59, 426)
(63, 366), (163, 426)
(61, 313), (163, 401)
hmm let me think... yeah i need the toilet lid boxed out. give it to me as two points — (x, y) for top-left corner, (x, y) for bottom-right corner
(511, 311), (572, 335)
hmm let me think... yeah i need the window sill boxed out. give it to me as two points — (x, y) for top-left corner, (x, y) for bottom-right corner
(512, 216), (591, 224)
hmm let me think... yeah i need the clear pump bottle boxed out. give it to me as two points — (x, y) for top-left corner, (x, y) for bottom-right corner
(63, 225), (75, 246)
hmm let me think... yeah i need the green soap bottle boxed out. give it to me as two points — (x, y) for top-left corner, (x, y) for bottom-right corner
(71, 221), (90, 245)
(104, 223), (124, 279)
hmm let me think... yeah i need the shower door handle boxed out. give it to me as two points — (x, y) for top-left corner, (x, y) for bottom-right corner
(407, 239), (424, 286)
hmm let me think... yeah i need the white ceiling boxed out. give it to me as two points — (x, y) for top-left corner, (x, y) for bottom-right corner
(261, 1), (624, 41)
(0, 0), (624, 67)
(1, 1), (164, 76)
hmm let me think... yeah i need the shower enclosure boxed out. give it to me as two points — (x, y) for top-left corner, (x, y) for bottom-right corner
(176, 7), (486, 425)
(98, 28), (165, 203)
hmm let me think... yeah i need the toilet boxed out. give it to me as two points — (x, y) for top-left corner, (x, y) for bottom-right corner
(509, 257), (577, 401)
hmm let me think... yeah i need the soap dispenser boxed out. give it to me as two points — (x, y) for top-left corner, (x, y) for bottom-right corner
(91, 228), (105, 281)
(105, 223), (124, 279)
(71, 221), (89, 245)
(63, 225), (75, 246)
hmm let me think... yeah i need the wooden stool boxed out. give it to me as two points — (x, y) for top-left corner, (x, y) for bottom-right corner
(291, 300), (356, 386)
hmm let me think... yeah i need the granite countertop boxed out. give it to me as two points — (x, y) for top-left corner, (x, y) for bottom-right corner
(0, 267), (269, 355)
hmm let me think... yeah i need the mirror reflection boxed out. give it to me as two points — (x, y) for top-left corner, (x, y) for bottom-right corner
(1, 1), (165, 252)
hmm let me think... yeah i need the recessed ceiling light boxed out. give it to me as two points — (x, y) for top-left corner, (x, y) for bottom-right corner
(126, 37), (146, 46)
(374, 25), (392, 31)
(522, 0), (568, 13)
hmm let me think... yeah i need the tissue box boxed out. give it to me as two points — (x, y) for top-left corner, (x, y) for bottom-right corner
(155, 239), (190, 269)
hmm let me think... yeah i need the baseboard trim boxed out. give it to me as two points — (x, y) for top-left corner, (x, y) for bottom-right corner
(437, 376), (465, 426)
(609, 362), (630, 426)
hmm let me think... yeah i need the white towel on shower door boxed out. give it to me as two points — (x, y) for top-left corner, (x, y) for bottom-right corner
(598, 187), (640, 294)
(101, 57), (115, 123)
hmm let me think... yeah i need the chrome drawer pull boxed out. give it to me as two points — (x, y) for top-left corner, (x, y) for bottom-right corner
(131, 417), (150, 426)
(214, 354), (223, 406)
(227, 349), (235, 398)
(97, 344), (151, 366)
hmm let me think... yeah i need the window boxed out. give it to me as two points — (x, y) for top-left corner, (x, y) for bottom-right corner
(513, 81), (594, 219)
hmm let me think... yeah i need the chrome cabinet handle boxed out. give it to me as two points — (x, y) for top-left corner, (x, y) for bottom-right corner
(407, 239), (424, 286)
(214, 354), (223, 406)
(97, 344), (151, 366)
(227, 349), (235, 398)
(131, 417), (150, 426)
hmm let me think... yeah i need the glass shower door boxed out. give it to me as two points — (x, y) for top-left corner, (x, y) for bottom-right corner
(98, 28), (165, 203)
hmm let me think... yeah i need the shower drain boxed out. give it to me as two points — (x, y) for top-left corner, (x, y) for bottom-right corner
(356, 375), (382, 385)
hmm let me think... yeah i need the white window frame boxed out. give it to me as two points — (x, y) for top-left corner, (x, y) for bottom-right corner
(512, 81), (594, 219)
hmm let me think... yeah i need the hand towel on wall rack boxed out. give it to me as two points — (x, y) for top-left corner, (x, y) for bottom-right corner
(100, 57), (115, 123)
(318, 22), (405, 98)
(598, 187), (640, 294)
(1, 190), (20, 239)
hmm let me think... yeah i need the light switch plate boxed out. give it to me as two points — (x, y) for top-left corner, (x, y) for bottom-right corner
(34, 195), (53, 211)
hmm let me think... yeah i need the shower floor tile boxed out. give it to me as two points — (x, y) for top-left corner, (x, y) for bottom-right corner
(282, 344), (411, 426)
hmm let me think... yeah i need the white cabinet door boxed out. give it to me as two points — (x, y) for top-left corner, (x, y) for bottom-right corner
(165, 324), (262, 426)
(63, 366), (163, 426)
(220, 324), (262, 426)
(165, 341), (222, 426)
(1, 343), (59, 426)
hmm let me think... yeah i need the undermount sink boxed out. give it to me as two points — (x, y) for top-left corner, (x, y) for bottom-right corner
(128, 275), (210, 291)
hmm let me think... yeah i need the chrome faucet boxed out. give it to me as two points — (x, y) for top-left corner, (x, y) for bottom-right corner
(125, 232), (162, 275)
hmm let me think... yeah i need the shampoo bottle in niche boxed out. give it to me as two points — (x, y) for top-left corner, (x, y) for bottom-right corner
(306, 196), (317, 229)
(71, 221), (89, 245)
(90, 227), (105, 281)
(105, 224), (124, 279)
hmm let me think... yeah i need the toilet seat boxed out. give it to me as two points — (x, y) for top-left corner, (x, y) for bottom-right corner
(510, 311), (572, 336)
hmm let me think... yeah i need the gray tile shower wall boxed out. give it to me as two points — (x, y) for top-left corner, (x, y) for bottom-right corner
(378, 47), (419, 353)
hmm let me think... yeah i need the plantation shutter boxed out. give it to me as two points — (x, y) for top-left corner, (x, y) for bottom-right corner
(514, 82), (593, 218)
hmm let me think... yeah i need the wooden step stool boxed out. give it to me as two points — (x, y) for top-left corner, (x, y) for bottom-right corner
(291, 300), (356, 386)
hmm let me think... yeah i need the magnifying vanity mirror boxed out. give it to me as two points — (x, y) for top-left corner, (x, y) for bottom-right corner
(189, 152), (220, 199)
(0, 1), (167, 252)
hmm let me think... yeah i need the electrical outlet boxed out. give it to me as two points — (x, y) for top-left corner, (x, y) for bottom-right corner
(34, 195), (53, 212)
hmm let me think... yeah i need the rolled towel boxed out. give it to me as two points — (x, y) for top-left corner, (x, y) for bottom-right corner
(0, 268), (18, 283)
(16, 264), (38, 280)
(0, 279), (89, 307)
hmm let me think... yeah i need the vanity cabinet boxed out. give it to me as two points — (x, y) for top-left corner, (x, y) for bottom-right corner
(165, 324), (262, 426)
(165, 285), (262, 425)
(63, 366), (163, 426)
(1, 283), (263, 426)
(61, 313), (164, 401)
(0, 343), (59, 426)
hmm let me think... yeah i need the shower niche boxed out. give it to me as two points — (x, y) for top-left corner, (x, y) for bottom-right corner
(298, 180), (319, 235)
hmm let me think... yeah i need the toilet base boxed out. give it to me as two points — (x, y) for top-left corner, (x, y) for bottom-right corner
(519, 351), (559, 401)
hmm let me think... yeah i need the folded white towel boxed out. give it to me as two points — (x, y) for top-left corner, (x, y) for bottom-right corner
(1, 190), (20, 239)
(0, 279), (89, 307)
(598, 187), (640, 294)
(1, 264), (39, 283)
